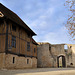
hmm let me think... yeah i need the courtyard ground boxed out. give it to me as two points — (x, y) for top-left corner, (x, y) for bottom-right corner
(0, 68), (75, 75)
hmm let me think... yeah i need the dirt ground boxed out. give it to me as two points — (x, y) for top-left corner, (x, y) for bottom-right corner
(0, 68), (75, 75)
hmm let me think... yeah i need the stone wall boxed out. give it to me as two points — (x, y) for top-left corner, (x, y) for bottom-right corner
(37, 42), (66, 68)
(51, 44), (65, 56)
(0, 53), (37, 69)
(51, 44), (66, 67)
(38, 43), (50, 67)
(0, 53), (5, 69)
(37, 42), (57, 68)
(66, 44), (75, 67)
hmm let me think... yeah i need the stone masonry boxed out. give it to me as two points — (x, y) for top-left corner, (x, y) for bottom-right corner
(0, 53), (37, 69)
(37, 42), (74, 68)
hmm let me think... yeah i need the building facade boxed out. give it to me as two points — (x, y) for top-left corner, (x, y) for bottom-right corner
(0, 3), (37, 69)
(37, 42), (75, 68)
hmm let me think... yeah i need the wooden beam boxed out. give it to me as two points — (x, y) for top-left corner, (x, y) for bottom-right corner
(4, 20), (8, 54)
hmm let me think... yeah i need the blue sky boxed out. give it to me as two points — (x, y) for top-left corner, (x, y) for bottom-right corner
(0, 0), (75, 44)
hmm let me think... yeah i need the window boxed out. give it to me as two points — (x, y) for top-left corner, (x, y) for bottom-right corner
(13, 57), (15, 64)
(12, 25), (16, 31)
(34, 48), (36, 53)
(49, 46), (51, 50)
(64, 45), (68, 50)
(27, 33), (31, 38)
(27, 42), (30, 51)
(27, 59), (29, 64)
(12, 36), (16, 48)
(70, 46), (72, 48)
(70, 63), (73, 65)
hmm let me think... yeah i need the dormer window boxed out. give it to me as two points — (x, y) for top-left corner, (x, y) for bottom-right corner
(12, 25), (16, 31)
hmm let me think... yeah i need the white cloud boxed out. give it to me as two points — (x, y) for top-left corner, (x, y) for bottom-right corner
(34, 26), (75, 44)
(1, 0), (75, 44)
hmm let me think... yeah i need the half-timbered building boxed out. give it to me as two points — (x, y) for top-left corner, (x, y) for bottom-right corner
(0, 3), (38, 69)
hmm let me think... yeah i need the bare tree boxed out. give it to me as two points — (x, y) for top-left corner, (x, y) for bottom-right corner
(65, 0), (75, 40)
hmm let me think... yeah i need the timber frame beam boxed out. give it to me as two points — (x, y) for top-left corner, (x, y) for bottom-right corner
(4, 19), (8, 54)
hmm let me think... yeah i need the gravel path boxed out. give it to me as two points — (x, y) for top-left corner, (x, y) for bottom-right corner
(0, 68), (75, 75)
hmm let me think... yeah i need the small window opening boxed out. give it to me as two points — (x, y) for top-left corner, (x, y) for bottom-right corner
(12, 36), (16, 48)
(64, 45), (68, 50)
(49, 46), (51, 50)
(27, 59), (29, 64)
(70, 46), (72, 48)
(12, 25), (16, 31)
(34, 48), (36, 53)
(27, 33), (30, 38)
(13, 57), (15, 64)
(70, 63), (73, 65)
(27, 42), (30, 51)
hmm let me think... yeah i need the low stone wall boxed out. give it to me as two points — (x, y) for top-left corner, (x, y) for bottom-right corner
(0, 53), (5, 69)
(0, 53), (37, 69)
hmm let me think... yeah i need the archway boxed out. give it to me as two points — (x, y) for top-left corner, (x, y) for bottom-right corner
(57, 55), (66, 68)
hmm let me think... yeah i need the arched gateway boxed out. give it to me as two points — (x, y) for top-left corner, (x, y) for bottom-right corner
(57, 55), (66, 68)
